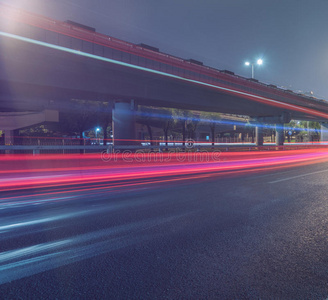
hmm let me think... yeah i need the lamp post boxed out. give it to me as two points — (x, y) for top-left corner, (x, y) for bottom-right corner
(95, 127), (100, 144)
(245, 59), (263, 79)
(95, 127), (100, 138)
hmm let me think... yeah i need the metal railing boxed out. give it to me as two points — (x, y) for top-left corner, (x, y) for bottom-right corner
(1, 142), (328, 155)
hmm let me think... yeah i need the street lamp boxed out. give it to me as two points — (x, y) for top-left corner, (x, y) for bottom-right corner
(95, 127), (100, 143)
(245, 59), (263, 79)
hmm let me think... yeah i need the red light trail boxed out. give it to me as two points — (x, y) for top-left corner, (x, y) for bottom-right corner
(1, 149), (328, 194)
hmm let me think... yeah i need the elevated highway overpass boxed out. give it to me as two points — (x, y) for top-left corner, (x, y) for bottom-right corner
(1, 4), (328, 146)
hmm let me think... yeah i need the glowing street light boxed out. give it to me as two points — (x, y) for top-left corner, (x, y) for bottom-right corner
(245, 59), (263, 79)
(95, 127), (100, 140)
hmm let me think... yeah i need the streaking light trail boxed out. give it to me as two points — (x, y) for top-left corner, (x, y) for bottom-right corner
(1, 149), (328, 194)
(1, 149), (328, 286)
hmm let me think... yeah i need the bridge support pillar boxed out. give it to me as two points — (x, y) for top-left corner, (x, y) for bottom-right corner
(112, 100), (136, 146)
(255, 126), (263, 146)
(275, 125), (285, 146)
(320, 123), (328, 141)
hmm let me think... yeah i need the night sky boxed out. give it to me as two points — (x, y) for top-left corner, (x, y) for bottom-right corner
(1, 0), (328, 100)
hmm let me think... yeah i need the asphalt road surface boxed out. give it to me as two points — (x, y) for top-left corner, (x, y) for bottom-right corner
(1, 155), (328, 299)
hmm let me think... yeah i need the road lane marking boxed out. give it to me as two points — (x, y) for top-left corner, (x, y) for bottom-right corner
(269, 169), (328, 184)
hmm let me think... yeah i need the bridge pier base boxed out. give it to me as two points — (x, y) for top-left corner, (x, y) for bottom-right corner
(255, 126), (264, 146)
(275, 125), (285, 146)
(112, 100), (137, 146)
